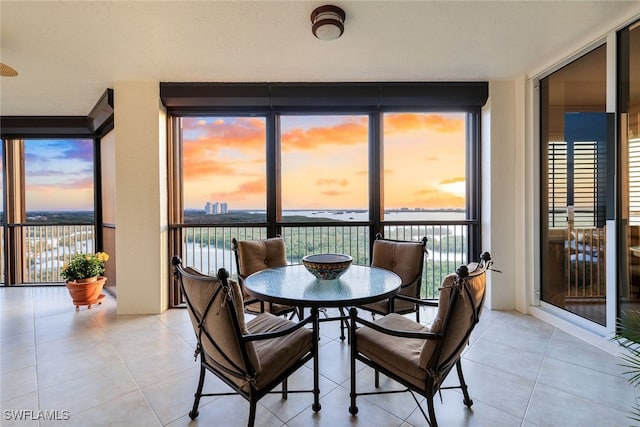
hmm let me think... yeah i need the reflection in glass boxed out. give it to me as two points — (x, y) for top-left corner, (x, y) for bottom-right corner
(540, 44), (608, 325)
(620, 20), (640, 317)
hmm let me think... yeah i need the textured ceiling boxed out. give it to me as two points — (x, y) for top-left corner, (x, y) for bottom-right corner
(1, 1), (639, 116)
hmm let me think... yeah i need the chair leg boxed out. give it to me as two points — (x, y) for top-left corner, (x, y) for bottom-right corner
(282, 378), (288, 399)
(427, 395), (438, 427)
(348, 308), (358, 415)
(456, 359), (473, 407)
(374, 370), (380, 387)
(189, 365), (206, 419)
(248, 399), (257, 427)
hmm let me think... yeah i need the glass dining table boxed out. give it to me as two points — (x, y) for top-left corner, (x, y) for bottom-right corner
(243, 263), (402, 411)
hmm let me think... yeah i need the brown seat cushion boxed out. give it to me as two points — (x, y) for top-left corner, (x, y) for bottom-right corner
(246, 313), (313, 390)
(419, 271), (483, 371)
(371, 239), (424, 299)
(182, 266), (261, 381)
(356, 313), (429, 389)
(236, 237), (297, 316)
(236, 237), (288, 276)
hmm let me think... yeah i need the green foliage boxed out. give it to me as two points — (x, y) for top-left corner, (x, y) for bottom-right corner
(613, 310), (640, 424)
(61, 252), (109, 282)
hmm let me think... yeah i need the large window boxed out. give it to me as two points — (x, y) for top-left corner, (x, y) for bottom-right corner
(382, 112), (467, 221)
(24, 139), (94, 217)
(181, 117), (267, 223)
(164, 82), (487, 306)
(0, 138), (96, 284)
(280, 115), (369, 220)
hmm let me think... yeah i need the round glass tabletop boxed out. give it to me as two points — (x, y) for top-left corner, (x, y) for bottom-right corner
(243, 264), (401, 307)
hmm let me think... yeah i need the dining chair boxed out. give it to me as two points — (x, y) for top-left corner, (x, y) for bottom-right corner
(172, 256), (318, 427)
(348, 252), (493, 427)
(232, 237), (300, 319)
(357, 233), (428, 322)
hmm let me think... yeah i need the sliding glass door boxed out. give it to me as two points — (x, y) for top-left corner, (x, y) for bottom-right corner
(540, 44), (611, 326)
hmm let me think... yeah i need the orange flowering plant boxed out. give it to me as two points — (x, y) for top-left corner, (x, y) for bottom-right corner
(61, 252), (109, 282)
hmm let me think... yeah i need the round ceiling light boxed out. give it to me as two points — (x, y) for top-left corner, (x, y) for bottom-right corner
(311, 5), (345, 41)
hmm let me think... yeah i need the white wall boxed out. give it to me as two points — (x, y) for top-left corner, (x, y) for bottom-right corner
(482, 80), (523, 310)
(113, 81), (168, 314)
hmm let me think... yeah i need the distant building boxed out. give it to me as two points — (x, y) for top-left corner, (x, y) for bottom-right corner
(204, 201), (226, 214)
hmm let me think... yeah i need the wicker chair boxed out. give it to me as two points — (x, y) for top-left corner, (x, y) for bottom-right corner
(232, 237), (300, 319)
(348, 252), (493, 427)
(172, 256), (319, 427)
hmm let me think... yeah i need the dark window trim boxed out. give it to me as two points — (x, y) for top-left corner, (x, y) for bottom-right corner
(160, 82), (488, 113)
(0, 89), (114, 139)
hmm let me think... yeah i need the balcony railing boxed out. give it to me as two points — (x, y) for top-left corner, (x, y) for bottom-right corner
(21, 224), (95, 284)
(3, 220), (474, 299)
(172, 220), (475, 306)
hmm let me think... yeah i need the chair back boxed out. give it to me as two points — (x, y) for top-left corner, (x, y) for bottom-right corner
(419, 253), (492, 384)
(371, 234), (427, 299)
(232, 237), (288, 284)
(172, 257), (261, 385)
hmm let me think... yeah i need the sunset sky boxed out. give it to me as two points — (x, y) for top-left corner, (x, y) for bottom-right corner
(11, 113), (466, 213)
(183, 112), (466, 211)
(22, 139), (94, 211)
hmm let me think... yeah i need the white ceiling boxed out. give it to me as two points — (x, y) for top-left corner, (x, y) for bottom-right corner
(1, 1), (639, 116)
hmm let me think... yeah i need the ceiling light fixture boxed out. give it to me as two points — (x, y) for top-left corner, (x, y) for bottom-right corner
(0, 63), (18, 77)
(311, 5), (345, 41)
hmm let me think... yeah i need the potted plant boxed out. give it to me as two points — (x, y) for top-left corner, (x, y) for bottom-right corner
(61, 252), (109, 311)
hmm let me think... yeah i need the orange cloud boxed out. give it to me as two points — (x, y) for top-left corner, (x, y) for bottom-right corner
(183, 117), (266, 154)
(316, 178), (348, 187)
(413, 188), (440, 195)
(385, 113), (464, 134)
(282, 119), (368, 151)
(183, 155), (239, 180)
(208, 178), (266, 201)
(321, 190), (351, 197)
(439, 177), (465, 185)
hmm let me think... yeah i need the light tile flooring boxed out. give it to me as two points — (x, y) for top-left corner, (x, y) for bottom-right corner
(1, 287), (637, 427)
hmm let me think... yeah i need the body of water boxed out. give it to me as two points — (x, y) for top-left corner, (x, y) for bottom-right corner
(271, 209), (465, 222)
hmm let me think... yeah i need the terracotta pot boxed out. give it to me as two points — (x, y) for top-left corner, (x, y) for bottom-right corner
(66, 276), (107, 311)
(75, 276), (98, 284)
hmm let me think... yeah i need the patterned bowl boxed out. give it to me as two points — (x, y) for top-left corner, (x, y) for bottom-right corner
(302, 253), (353, 280)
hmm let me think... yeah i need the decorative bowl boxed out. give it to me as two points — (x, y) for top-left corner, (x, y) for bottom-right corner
(302, 253), (353, 280)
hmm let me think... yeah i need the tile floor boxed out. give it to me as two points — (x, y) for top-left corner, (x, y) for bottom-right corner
(1, 286), (637, 427)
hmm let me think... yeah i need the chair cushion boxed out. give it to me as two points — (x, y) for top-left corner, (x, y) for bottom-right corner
(371, 239), (424, 298)
(236, 237), (297, 316)
(419, 272), (481, 371)
(356, 313), (428, 389)
(236, 237), (288, 277)
(182, 267), (261, 380)
(246, 313), (313, 390)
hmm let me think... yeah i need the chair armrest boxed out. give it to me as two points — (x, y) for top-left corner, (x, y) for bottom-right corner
(241, 313), (314, 343)
(394, 294), (438, 307)
(349, 308), (440, 340)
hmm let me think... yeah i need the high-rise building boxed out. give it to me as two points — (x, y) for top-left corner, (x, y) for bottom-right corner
(220, 202), (228, 214)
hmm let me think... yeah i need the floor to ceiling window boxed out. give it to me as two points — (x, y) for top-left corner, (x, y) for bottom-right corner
(163, 82), (487, 306)
(540, 44), (609, 326)
(1, 138), (96, 285)
(382, 112), (473, 296)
